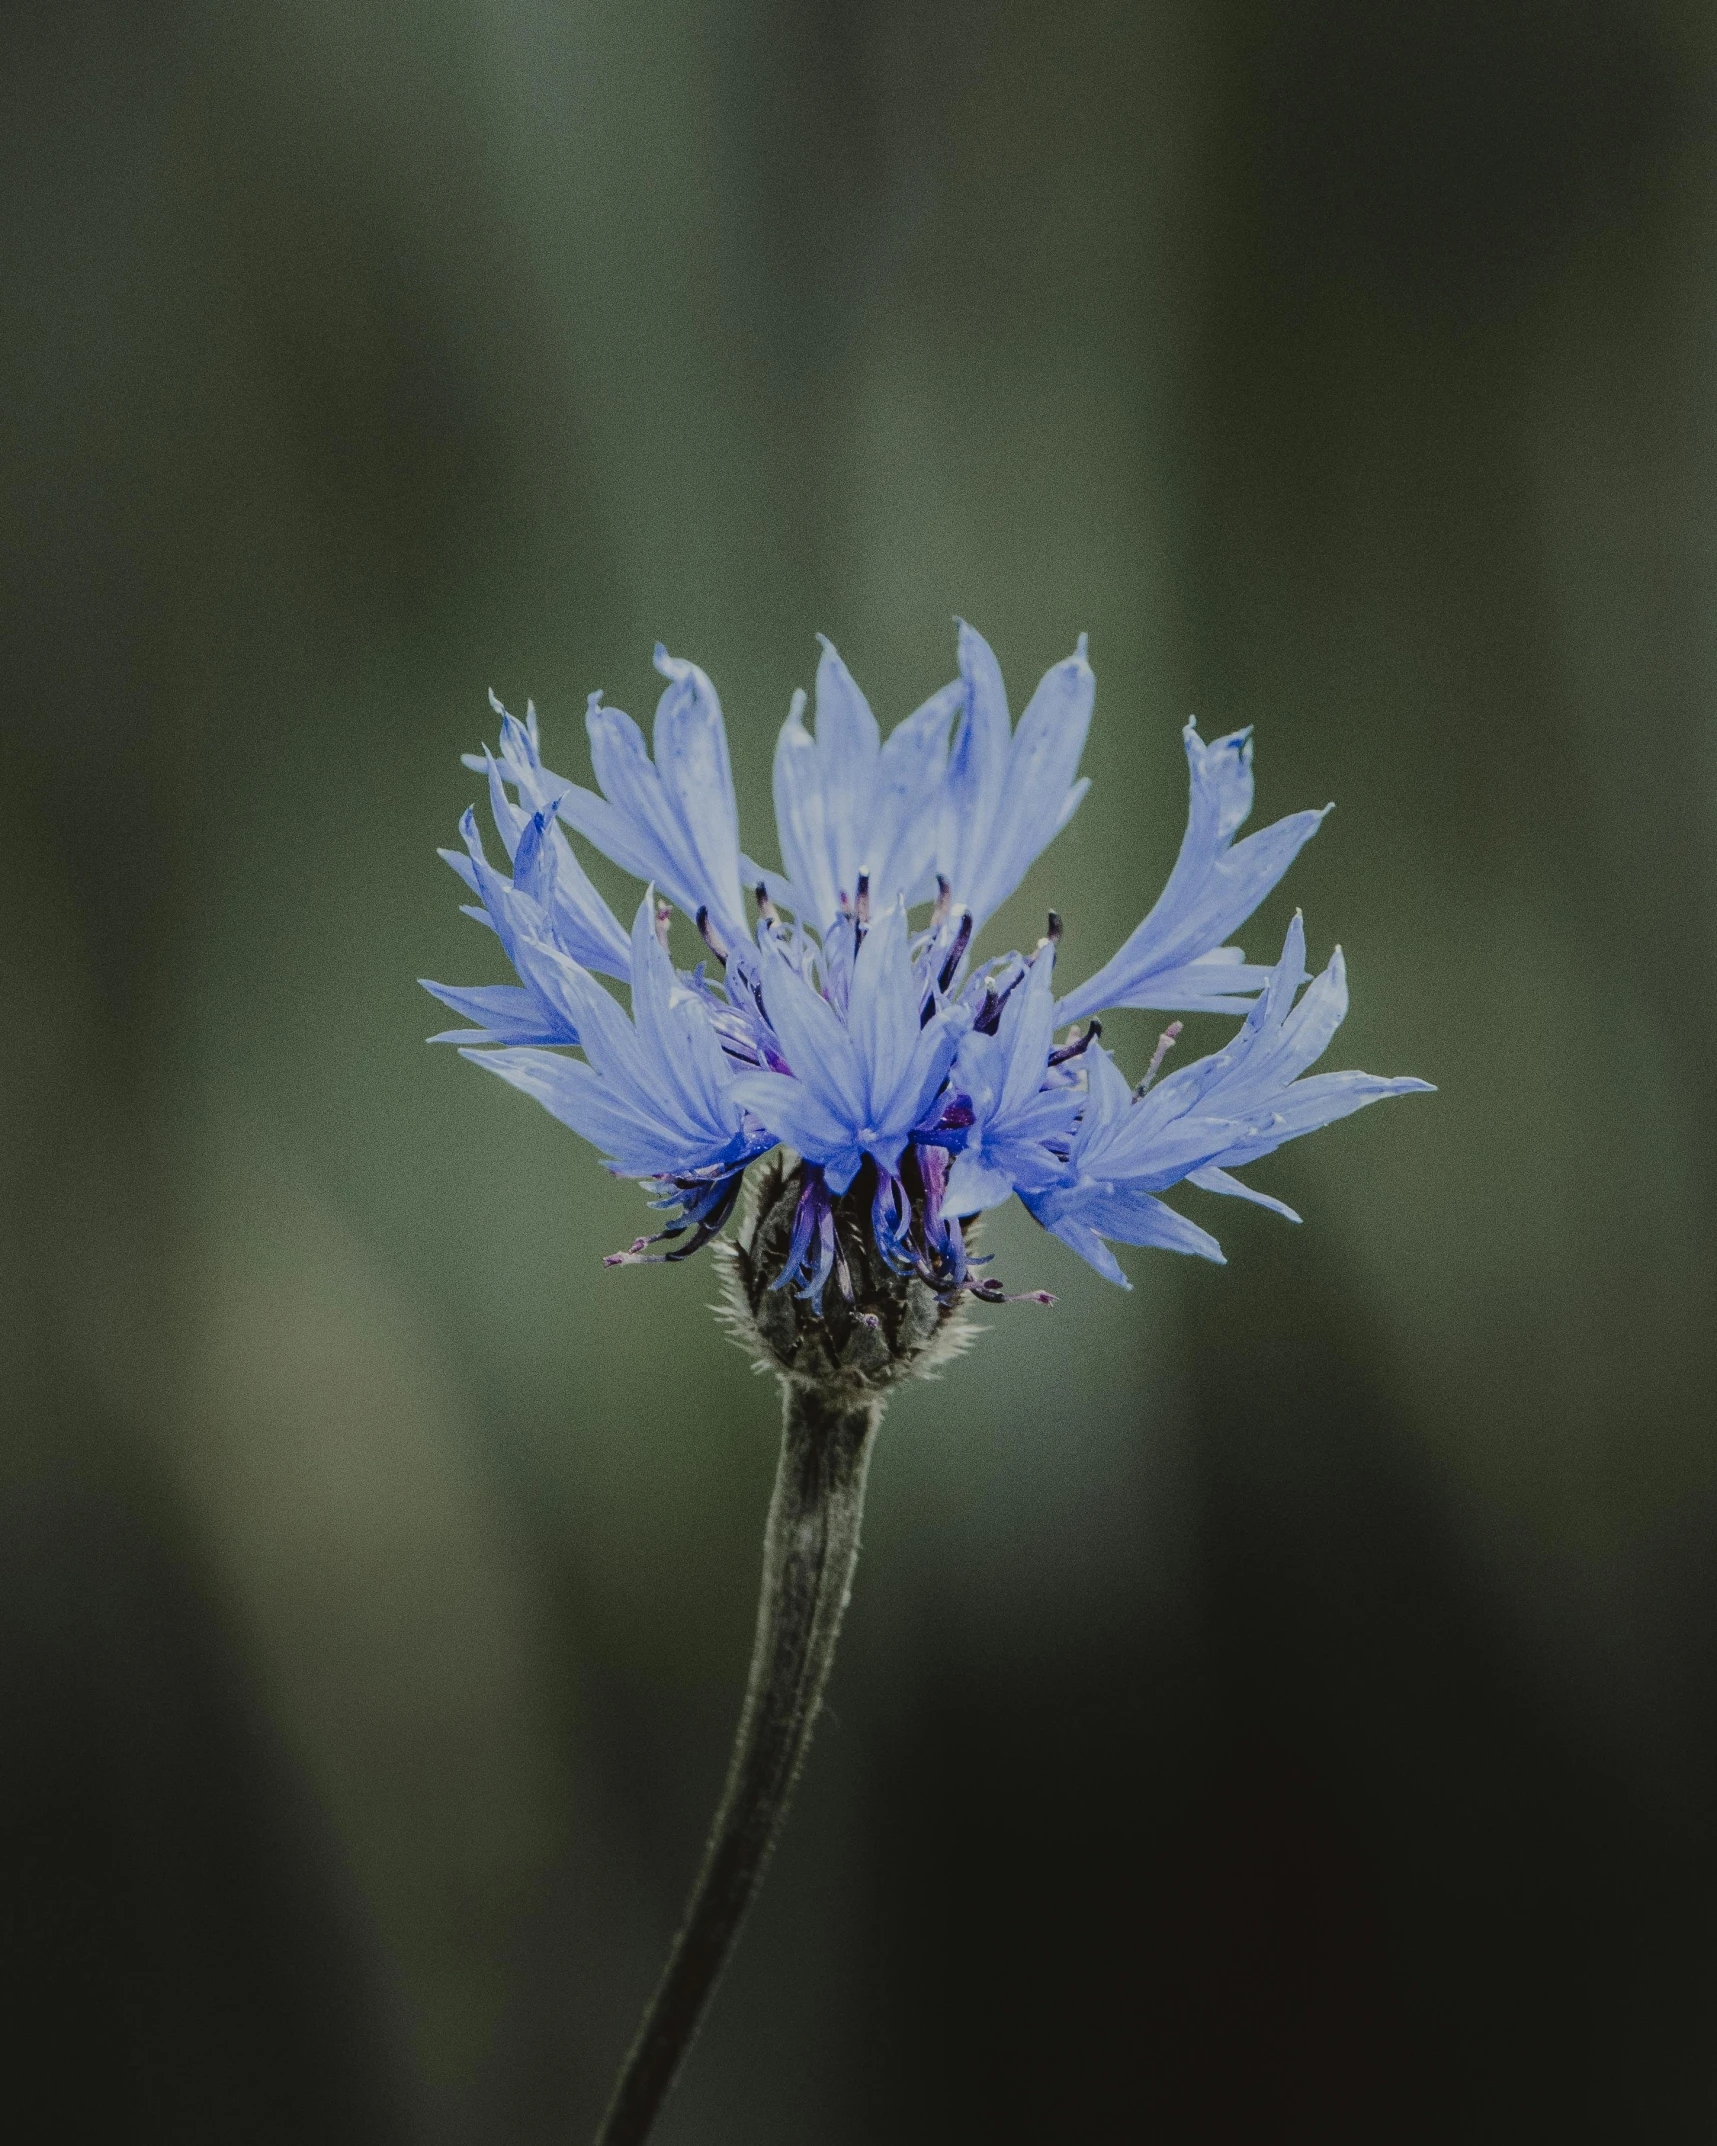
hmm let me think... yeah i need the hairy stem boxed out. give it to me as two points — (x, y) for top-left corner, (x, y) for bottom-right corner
(594, 1382), (882, 2146)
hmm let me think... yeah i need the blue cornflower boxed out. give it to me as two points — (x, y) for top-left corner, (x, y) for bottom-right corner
(425, 623), (1430, 1307)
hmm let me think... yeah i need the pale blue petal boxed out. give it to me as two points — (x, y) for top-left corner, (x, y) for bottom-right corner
(1037, 1213), (1134, 1287)
(1055, 718), (1327, 1024)
(568, 701), (688, 890)
(940, 622), (1012, 901)
(420, 980), (574, 1047)
(1186, 1164), (1302, 1224)
(942, 1154), (1019, 1215)
(812, 638), (880, 897)
(457, 808), (524, 942)
(822, 1149), (867, 1197)
(952, 1027), (1004, 1117)
(1062, 1043), (1135, 1170)
(627, 893), (743, 1140)
(892, 999), (974, 1141)
(758, 944), (866, 1121)
(484, 750), (528, 856)
(740, 855), (797, 918)
(765, 649), (956, 932)
(770, 690), (836, 926)
(438, 845), (480, 897)
(1099, 1110), (1246, 1187)
(1080, 952), (1275, 1017)
(868, 680), (960, 907)
(963, 638), (1094, 928)
(1053, 776), (1091, 835)
(1029, 1180), (1226, 1265)
(1100, 1190), (1226, 1263)
(728, 1070), (856, 1166)
(1114, 915), (1310, 1145)
(462, 1048), (690, 1176)
(509, 932), (632, 1072)
(512, 809), (631, 979)
(996, 947), (1058, 1119)
(625, 895), (708, 1128)
(730, 1068), (866, 1190)
(848, 901), (917, 1128)
(652, 647), (747, 940)
(1210, 1072), (1435, 1166)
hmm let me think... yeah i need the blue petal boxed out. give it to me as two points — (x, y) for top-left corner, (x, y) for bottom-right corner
(567, 700), (687, 889)
(729, 1070), (861, 1179)
(512, 807), (631, 979)
(942, 622), (1013, 896)
(811, 637), (880, 887)
(942, 1153), (1020, 1215)
(891, 998), (974, 1147)
(462, 1047), (697, 1176)
(771, 688), (837, 927)
(869, 679), (961, 908)
(419, 979), (576, 1047)
(952, 1030), (1004, 1131)
(1027, 1180), (1226, 1266)
(1056, 721), (1328, 1024)
(508, 931), (622, 1059)
(741, 854), (797, 916)
(996, 947), (1058, 1118)
(1209, 1072), (1436, 1167)
(438, 845), (480, 897)
(652, 647), (747, 941)
(765, 648), (959, 931)
(625, 893), (740, 1144)
(1034, 1212), (1134, 1287)
(484, 750), (528, 856)
(1186, 1165), (1302, 1224)
(1088, 951), (1276, 1015)
(757, 943), (867, 1124)
(848, 901), (917, 1129)
(961, 637), (1094, 929)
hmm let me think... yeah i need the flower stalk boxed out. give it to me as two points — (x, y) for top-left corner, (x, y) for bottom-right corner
(595, 1379), (882, 2146)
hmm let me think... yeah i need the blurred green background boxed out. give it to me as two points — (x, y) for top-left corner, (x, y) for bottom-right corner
(3, 0), (1715, 2138)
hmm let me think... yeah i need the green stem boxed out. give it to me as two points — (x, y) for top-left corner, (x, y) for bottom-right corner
(595, 1381), (882, 2146)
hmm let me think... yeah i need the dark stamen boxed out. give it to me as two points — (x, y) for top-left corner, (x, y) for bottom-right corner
(696, 906), (729, 967)
(753, 882), (779, 926)
(968, 1279), (1057, 1306)
(1045, 911), (1064, 945)
(937, 910), (974, 993)
(1047, 1019), (1101, 1067)
(854, 870), (870, 927)
(931, 874), (952, 928)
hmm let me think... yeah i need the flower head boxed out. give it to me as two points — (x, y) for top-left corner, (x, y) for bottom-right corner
(424, 624), (1430, 1351)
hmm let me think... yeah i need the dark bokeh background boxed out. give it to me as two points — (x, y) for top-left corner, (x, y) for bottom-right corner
(4, 1), (1715, 2138)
